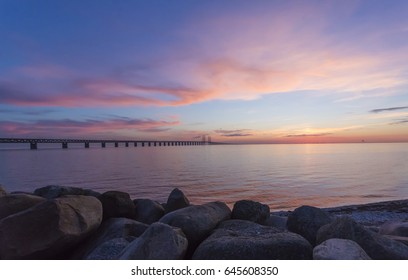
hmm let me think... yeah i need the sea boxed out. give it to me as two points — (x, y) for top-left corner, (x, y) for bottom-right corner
(0, 143), (407, 211)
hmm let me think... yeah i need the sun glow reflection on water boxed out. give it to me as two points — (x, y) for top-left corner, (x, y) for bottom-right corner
(0, 143), (407, 210)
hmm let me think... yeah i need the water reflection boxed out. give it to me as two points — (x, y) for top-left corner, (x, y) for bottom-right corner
(0, 143), (407, 210)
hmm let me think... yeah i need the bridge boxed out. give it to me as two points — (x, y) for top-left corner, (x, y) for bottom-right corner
(0, 137), (209, 150)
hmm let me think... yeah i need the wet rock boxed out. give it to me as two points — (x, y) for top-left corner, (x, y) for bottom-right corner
(165, 188), (190, 213)
(0, 194), (46, 220)
(134, 199), (165, 224)
(71, 217), (148, 259)
(379, 221), (408, 237)
(231, 200), (270, 224)
(119, 223), (188, 260)
(34, 185), (100, 199)
(317, 216), (408, 260)
(287, 205), (333, 245)
(86, 238), (130, 260)
(263, 215), (288, 230)
(313, 238), (371, 260)
(98, 191), (136, 220)
(0, 195), (102, 259)
(160, 201), (231, 256)
(193, 220), (312, 260)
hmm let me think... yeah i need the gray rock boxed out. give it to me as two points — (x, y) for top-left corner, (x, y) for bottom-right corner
(317, 216), (408, 260)
(34, 185), (100, 199)
(379, 221), (408, 237)
(86, 238), (130, 260)
(0, 195), (102, 259)
(0, 185), (6, 196)
(134, 199), (165, 224)
(159, 201), (231, 256)
(192, 220), (312, 260)
(313, 238), (371, 260)
(71, 217), (148, 259)
(264, 215), (288, 230)
(98, 191), (136, 220)
(119, 222), (188, 260)
(231, 200), (270, 224)
(0, 194), (46, 220)
(287, 205), (333, 245)
(165, 188), (189, 213)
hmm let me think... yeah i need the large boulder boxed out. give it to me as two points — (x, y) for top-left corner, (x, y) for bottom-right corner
(159, 201), (231, 256)
(193, 220), (312, 260)
(379, 221), (408, 237)
(119, 223), (188, 260)
(86, 238), (131, 260)
(165, 188), (190, 213)
(98, 191), (136, 220)
(0, 194), (46, 220)
(0, 195), (102, 259)
(71, 217), (148, 259)
(0, 185), (6, 196)
(313, 238), (371, 260)
(134, 199), (165, 224)
(34, 185), (100, 199)
(317, 216), (408, 260)
(287, 205), (333, 245)
(231, 200), (270, 224)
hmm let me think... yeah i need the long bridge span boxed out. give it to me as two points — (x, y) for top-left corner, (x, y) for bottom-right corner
(0, 137), (208, 150)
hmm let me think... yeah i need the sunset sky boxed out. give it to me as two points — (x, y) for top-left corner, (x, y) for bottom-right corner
(1, 0), (407, 143)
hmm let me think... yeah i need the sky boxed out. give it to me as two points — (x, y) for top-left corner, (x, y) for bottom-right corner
(0, 0), (408, 143)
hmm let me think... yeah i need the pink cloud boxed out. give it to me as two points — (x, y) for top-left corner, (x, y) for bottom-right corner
(1, 1), (408, 108)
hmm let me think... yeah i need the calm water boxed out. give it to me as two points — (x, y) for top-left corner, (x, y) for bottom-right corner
(0, 143), (407, 210)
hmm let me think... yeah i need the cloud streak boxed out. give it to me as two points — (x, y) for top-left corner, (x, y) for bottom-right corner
(214, 129), (253, 137)
(286, 133), (332, 138)
(0, 117), (179, 137)
(370, 106), (408, 113)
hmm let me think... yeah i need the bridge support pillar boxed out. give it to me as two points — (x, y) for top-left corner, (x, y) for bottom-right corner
(85, 142), (90, 148)
(101, 142), (106, 148)
(142, 142), (145, 147)
(159, 142), (161, 146)
(115, 142), (119, 148)
(125, 142), (129, 147)
(30, 142), (37, 150)
(154, 142), (157, 146)
(148, 142), (151, 147)
(62, 142), (68, 149)
(134, 142), (137, 147)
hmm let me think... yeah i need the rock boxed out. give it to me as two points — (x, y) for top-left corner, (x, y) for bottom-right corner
(379, 221), (408, 237)
(383, 235), (408, 246)
(0, 194), (46, 220)
(193, 220), (312, 260)
(134, 199), (165, 224)
(86, 238), (131, 260)
(159, 201), (231, 256)
(264, 215), (288, 230)
(287, 205), (333, 245)
(0, 195), (102, 259)
(313, 238), (371, 260)
(165, 188), (189, 213)
(231, 200), (270, 224)
(71, 217), (148, 259)
(98, 191), (136, 220)
(34, 185), (100, 199)
(317, 216), (408, 260)
(119, 222), (188, 260)
(0, 185), (6, 196)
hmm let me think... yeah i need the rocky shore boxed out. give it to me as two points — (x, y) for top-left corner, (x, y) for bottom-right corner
(0, 184), (407, 260)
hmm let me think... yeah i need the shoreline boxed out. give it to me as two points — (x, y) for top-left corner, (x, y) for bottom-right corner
(1, 185), (408, 260)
